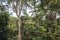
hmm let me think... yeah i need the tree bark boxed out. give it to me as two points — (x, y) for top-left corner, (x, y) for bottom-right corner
(18, 17), (22, 40)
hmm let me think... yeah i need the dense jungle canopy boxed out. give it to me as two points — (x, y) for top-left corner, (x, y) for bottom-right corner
(0, 0), (60, 40)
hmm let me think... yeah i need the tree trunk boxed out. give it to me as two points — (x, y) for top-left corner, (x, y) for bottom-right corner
(18, 18), (22, 40)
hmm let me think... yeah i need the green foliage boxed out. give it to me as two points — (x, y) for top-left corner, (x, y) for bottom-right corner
(7, 17), (18, 31)
(0, 12), (9, 40)
(0, 0), (60, 40)
(7, 17), (18, 40)
(0, 12), (18, 40)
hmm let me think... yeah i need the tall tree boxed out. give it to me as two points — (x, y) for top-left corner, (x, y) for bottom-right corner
(8, 0), (34, 40)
